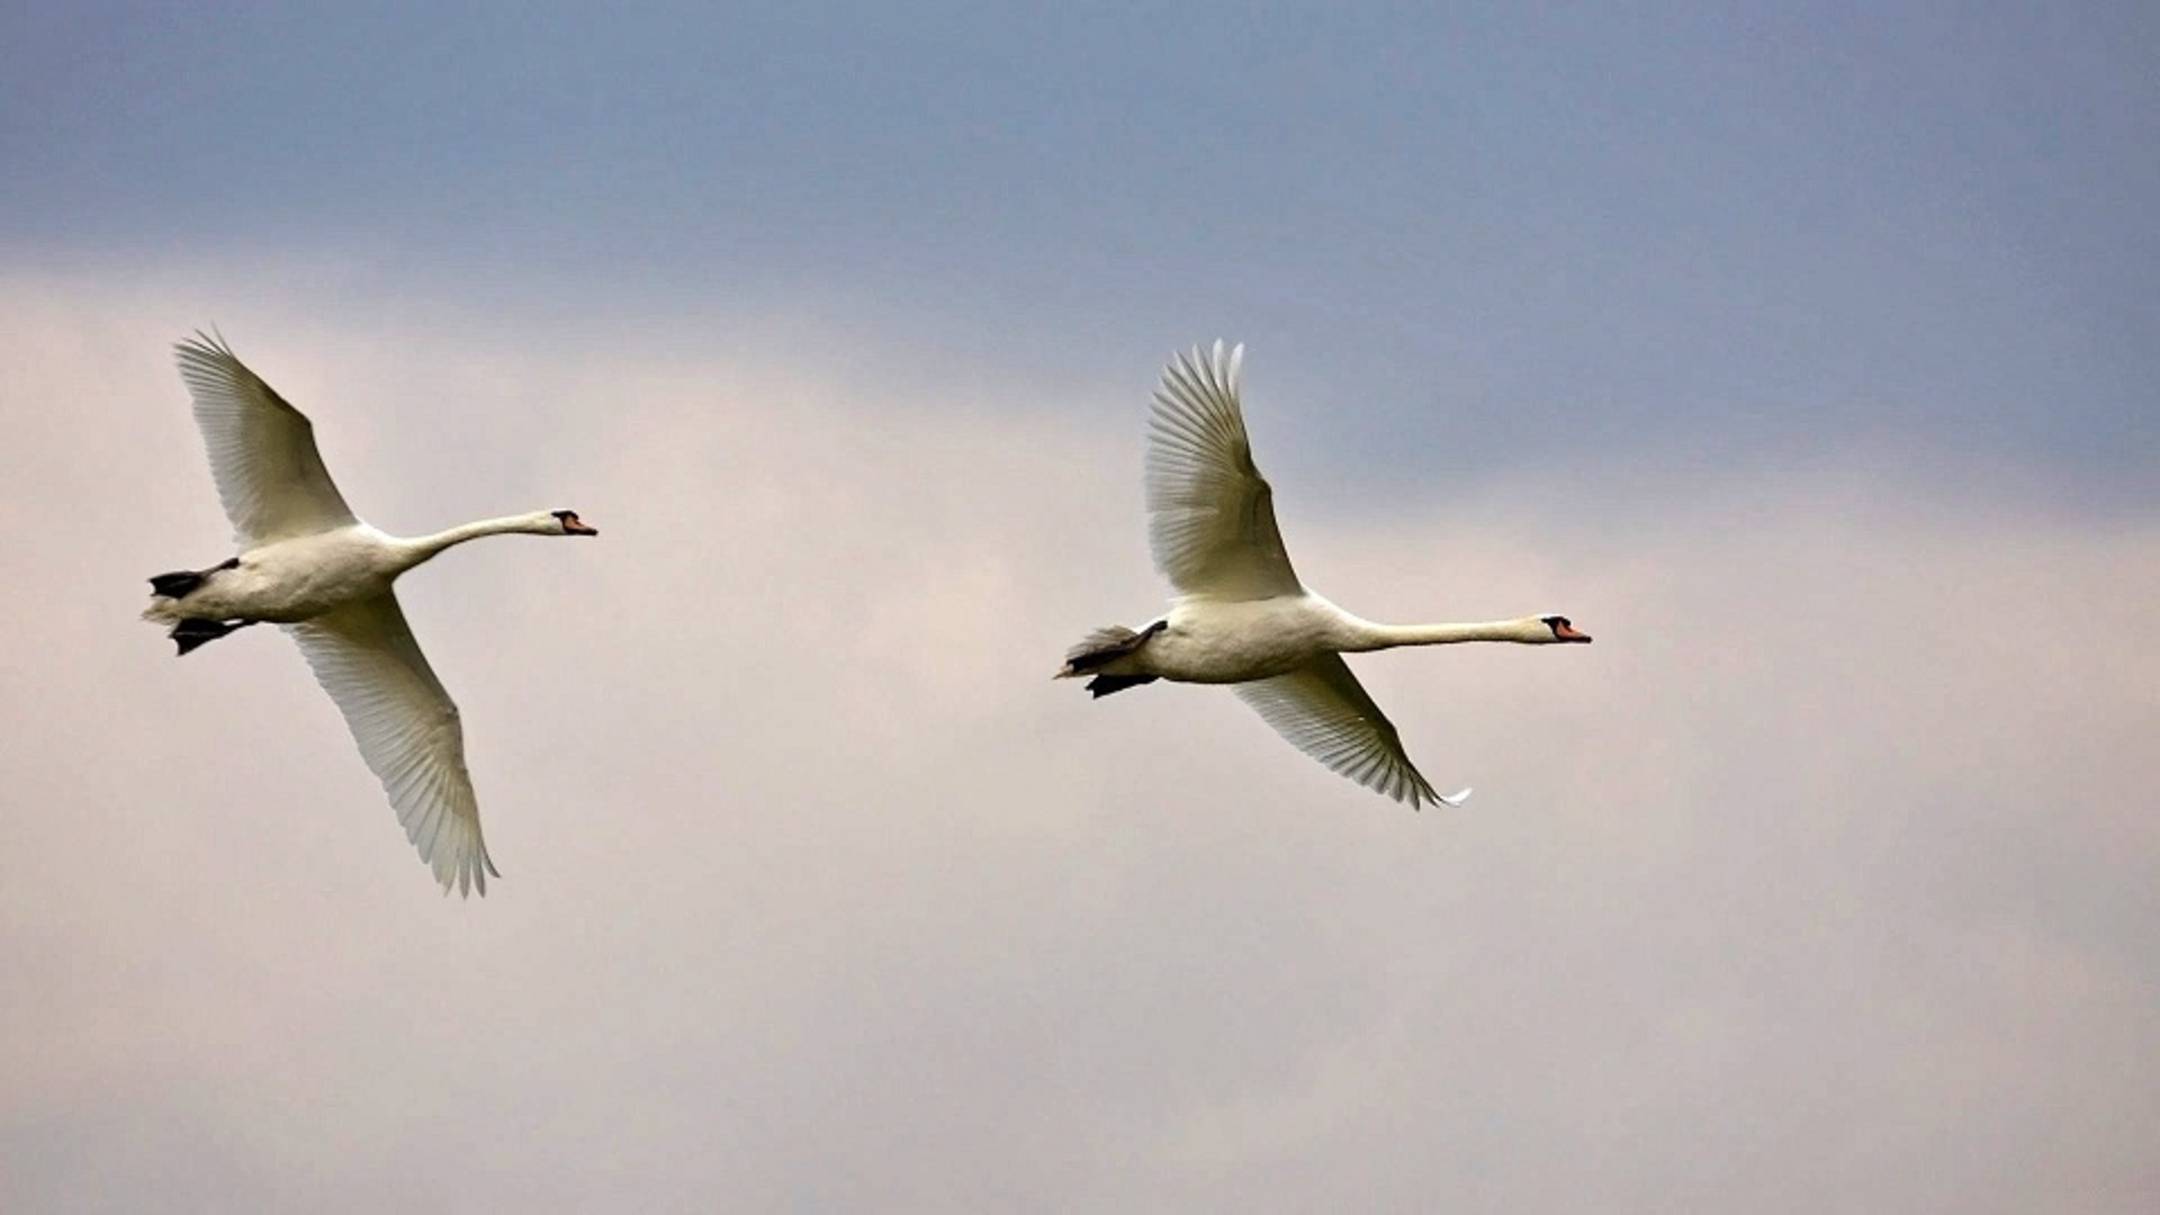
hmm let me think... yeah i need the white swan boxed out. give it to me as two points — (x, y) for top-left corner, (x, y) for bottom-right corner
(143, 333), (597, 895)
(1059, 342), (1591, 809)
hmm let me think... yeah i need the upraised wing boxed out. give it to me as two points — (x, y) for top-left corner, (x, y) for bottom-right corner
(174, 332), (357, 545)
(1146, 341), (1303, 600)
(1235, 654), (1470, 811)
(287, 594), (500, 896)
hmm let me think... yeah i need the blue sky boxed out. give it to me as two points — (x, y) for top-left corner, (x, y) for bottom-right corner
(5, 3), (2155, 499)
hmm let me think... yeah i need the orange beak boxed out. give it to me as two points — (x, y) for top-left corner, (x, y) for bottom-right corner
(1553, 621), (1592, 643)
(563, 515), (598, 536)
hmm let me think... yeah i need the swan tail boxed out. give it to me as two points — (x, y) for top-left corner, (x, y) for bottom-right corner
(1056, 620), (1167, 678)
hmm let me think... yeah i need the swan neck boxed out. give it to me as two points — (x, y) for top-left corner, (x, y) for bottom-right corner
(1344, 618), (1537, 651)
(403, 513), (551, 564)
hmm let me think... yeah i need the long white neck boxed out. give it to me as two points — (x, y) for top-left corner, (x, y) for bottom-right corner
(1336, 616), (1549, 652)
(397, 511), (561, 568)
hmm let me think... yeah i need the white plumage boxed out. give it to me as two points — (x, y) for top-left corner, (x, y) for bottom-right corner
(1146, 342), (1301, 601)
(148, 333), (597, 895)
(1236, 655), (1458, 809)
(1061, 341), (1592, 810)
(289, 597), (490, 897)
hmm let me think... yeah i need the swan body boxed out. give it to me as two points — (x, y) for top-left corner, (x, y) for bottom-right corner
(1060, 342), (1590, 810)
(1087, 596), (1566, 685)
(144, 333), (596, 895)
(142, 514), (577, 627)
(1135, 595), (1347, 684)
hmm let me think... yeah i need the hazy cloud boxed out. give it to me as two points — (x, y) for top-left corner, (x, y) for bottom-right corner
(1, 275), (2155, 1211)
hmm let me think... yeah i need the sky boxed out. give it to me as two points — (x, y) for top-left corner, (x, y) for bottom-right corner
(2, 4), (2157, 1211)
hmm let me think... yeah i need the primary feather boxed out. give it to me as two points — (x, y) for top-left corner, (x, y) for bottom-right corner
(289, 596), (499, 896)
(1146, 341), (1302, 601)
(175, 332), (357, 545)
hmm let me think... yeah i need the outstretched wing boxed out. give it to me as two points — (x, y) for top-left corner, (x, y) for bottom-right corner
(1235, 654), (1469, 810)
(1146, 341), (1303, 600)
(174, 332), (357, 545)
(287, 594), (500, 896)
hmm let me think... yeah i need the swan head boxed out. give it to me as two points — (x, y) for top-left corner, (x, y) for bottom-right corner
(1538, 614), (1592, 644)
(550, 509), (599, 537)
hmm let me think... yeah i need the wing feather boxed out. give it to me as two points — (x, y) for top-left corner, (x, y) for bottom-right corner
(286, 594), (500, 896)
(174, 332), (357, 545)
(1234, 654), (1468, 811)
(1145, 341), (1303, 600)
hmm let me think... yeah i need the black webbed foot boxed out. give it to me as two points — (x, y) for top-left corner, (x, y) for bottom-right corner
(171, 618), (254, 656)
(149, 571), (206, 599)
(149, 558), (239, 600)
(1086, 673), (1159, 698)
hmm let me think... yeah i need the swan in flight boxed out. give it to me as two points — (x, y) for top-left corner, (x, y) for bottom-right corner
(143, 333), (597, 895)
(1059, 342), (1590, 809)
